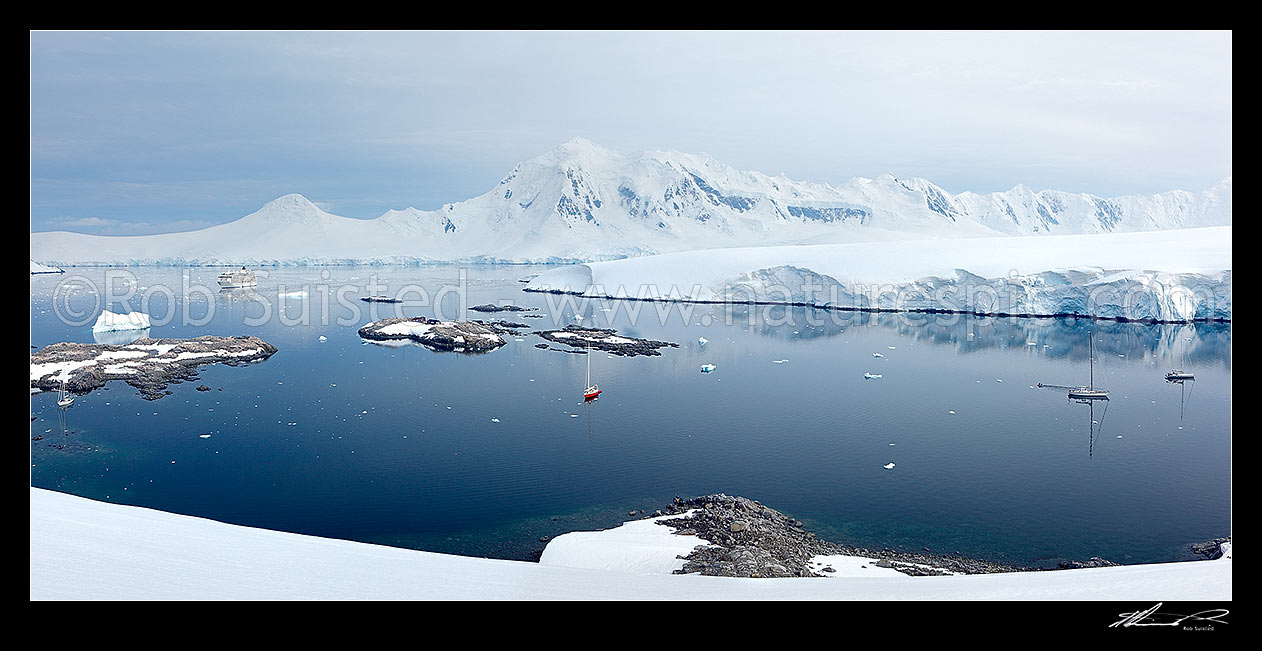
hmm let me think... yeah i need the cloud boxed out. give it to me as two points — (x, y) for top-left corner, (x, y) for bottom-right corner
(55, 216), (219, 235)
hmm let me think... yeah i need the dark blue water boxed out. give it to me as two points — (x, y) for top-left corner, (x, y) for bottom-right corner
(30, 266), (1232, 566)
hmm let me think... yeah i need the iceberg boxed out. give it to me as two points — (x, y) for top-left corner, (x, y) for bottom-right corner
(92, 310), (152, 333)
(30, 260), (63, 274)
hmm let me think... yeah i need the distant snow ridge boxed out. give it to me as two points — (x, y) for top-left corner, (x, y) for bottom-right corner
(30, 138), (1230, 266)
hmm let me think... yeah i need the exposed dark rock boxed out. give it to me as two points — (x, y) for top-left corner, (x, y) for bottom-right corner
(196, 385), (212, 392)
(469, 304), (538, 313)
(360, 296), (402, 303)
(30, 336), (277, 401)
(534, 325), (679, 357)
(1189, 537), (1231, 560)
(1057, 557), (1120, 569)
(651, 494), (1032, 578)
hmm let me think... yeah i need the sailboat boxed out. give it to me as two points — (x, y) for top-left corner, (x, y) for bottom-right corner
(1067, 333), (1109, 401)
(1165, 344), (1195, 381)
(583, 340), (602, 401)
(57, 380), (74, 409)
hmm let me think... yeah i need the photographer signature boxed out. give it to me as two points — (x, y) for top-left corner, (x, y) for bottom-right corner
(1109, 603), (1229, 628)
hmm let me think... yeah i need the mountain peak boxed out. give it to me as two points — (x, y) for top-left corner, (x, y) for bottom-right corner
(247, 194), (327, 224)
(263, 194), (318, 210)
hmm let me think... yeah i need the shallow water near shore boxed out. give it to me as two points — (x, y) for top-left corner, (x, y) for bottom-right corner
(30, 266), (1231, 567)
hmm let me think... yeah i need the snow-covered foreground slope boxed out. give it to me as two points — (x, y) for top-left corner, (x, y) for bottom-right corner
(30, 260), (63, 274)
(528, 227), (1232, 322)
(30, 488), (1230, 600)
(30, 139), (1230, 266)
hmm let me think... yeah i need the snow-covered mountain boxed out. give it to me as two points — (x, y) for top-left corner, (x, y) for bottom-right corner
(30, 138), (1232, 266)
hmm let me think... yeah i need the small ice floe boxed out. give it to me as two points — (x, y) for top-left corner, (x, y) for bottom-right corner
(570, 414), (578, 418)
(491, 418), (500, 423)
(996, 379), (1003, 383)
(864, 373), (882, 380)
(199, 434), (211, 439)
(697, 337), (708, 345)
(883, 463), (895, 470)
(887, 346), (896, 350)
(279, 289), (308, 299)
(872, 353), (884, 358)
(889, 443), (896, 446)
(572, 314), (584, 322)
(318, 335), (328, 342)
(1092, 420), (1099, 424)
(1025, 341), (1038, 346)
(947, 410), (956, 414)
(772, 359), (789, 364)
(1116, 435), (1123, 439)
(700, 364), (717, 373)
(515, 338), (525, 342)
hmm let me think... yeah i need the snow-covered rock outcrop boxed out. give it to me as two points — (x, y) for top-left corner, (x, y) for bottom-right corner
(30, 139), (1231, 266)
(29, 487), (1231, 600)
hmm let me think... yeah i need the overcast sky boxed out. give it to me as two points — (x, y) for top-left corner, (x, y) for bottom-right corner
(30, 30), (1232, 235)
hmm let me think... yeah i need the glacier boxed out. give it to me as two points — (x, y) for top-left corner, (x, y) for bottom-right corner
(526, 227), (1232, 322)
(30, 138), (1231, 267)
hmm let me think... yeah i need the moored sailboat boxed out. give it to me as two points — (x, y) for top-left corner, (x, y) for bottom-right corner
(583, 341), (601, 401)
(1067, 334), (1109, 401)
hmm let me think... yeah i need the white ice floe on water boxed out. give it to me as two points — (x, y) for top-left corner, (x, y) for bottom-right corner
(864, 373), (883, 380)
(700, 364), (717, 373)
(872, 352), (884, 358)
(29, 488), (1231, 600)
(697, 337), (708, 346)
(883, 463), (896, 470)
(92, 310), (151, 333)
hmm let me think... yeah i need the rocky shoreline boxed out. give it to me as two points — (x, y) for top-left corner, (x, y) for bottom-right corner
(611, 494), (1229, 578)
(30, 336), (277, 400)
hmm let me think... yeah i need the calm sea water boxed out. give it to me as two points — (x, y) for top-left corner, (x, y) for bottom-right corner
(30, 266), (1232, 567)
